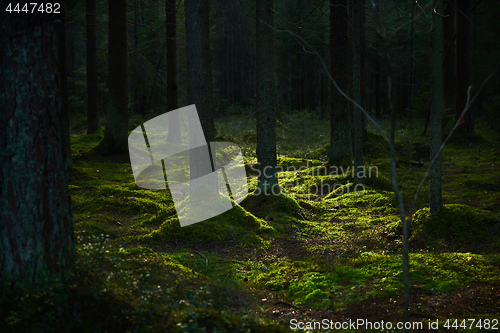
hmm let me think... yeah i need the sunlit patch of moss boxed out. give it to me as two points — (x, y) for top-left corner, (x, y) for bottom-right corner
(70, 127), (104, 154)
(140, 202), (273, 248)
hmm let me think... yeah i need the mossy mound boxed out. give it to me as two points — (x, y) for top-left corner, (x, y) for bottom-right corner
(326, 187), (397, 211)
(241, 191), (302, 222)
(412, 204), (500, 252)
(141, 202), (274, 248)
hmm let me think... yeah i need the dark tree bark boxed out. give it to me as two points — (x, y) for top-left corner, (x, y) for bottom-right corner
(86, 0), (99, 134)
(256, 0), (279, 193)
(408, 0), (416, 112)
(185, 0), (215, 143)
(132, 0), (146, 116)
(352, 0), (364, 184)
(57, 4), (71, 168)
(101, 0), (128, 154)
(455, 0), (473, 134)
(166, 0), (178, 112)
(329, 0), (353, 165)
(0, 12), (74, 286)
(430, 0), (444, 214)
(443, 0), (455, 115)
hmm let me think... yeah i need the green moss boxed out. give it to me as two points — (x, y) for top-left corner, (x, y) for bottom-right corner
(141, 202), (273, 247)
(412, 204), (500, 252)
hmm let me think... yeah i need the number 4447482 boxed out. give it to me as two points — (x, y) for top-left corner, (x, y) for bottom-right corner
(5, 3), (61, 14)
(444, 319), (498, 330)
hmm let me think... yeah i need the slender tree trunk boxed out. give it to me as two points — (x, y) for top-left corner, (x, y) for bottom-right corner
(352, 0), (364, 184)
(360, 0), (367, 141)
(101, 0), (128, 154)
(408, 0), (416, 112)
(455, 0), (473, 134)
(0, 12), (74, 286)
(256, 0), (279, 193)
(185, 0), (215, 143)
(329, 0), (353, 165)
(166, 0), (178, 113)
(132, 0), (146, 116)
(443, 0), (455, 115)
(86, 0), (99, 134)
(430, 0), (444, 214)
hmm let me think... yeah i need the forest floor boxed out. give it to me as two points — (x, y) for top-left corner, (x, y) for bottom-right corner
(4, 111), (499, 332)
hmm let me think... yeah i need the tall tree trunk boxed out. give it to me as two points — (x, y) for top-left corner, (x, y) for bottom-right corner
(0, 12), (74, 286)
(58, 4), (71, 168)
(166, 0), (178, 112)
(455, 0), (473, 134)
(101, 0), (128, 154)
(360, 0), (367, 141)
(352, 0), (364, 184)
(408, 0), (416, 112)
(329, 0), (353, 165)
(86, 0), (99, 134)
(442, 0), (455, 115)
(185, 0), (215, 143)
(132, 0), (147, 115)
(430, 0), (444, 214)
(256, 0), (279, 193)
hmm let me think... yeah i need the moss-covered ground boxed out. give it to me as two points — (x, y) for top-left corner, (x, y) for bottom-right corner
(2, 111), (499, 332)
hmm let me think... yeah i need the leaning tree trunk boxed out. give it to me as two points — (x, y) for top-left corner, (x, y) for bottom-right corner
(430, 0), (444, 215)
(329, 0), (353, 165)
(455, 0), (473, 134)
(0, 12), (74, 287)
(256, 0), (279, 193)
(101, 0), (128, 154)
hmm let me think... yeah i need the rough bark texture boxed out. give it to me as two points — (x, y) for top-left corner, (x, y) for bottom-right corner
(256, 0), (279, 193)
(57, 4), (71, 168)
(86, 0), (99, 134)
(352, 0), (364, 184)
(455, 0), (473, 134)
(0, 13), (74, 286)
(185, 0), (215, 143)
(430, 0), (444, 214)
(329, 0), (353, 165)
(102, 0), (128, 154)
(166, 0), (178, 112)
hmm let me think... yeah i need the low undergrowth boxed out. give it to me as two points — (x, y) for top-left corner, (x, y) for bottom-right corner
(1, 113), (498, 332)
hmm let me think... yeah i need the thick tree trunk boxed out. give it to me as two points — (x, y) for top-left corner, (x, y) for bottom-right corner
(0, 13), (74, 286)
(57, 4), (71, 168)
(185, 0), (216, 143)
(101, 0), (128, 154)
(430, 0), (444, 214)
(86, 0), (99, 134)
(256, 0), (279, 193)
(329, 0), (353, 165)
(455, 0), (473, 134)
